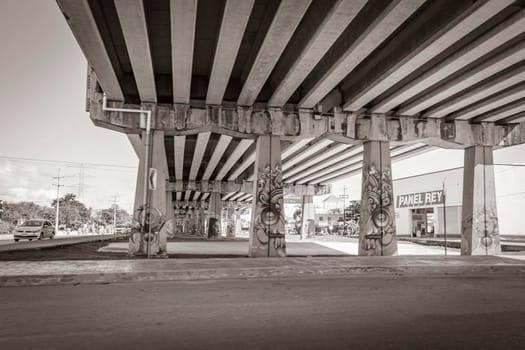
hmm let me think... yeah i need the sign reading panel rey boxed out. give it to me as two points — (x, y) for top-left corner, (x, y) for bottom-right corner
(396, 190), (444, 208)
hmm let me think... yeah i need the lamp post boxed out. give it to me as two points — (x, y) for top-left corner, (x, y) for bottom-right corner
(339, 185), (348, 235)
(442, 180), (447, 256)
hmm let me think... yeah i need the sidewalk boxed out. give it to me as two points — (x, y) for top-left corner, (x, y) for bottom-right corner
(399, 237), (525, 251)
(1, 255), (525, 287)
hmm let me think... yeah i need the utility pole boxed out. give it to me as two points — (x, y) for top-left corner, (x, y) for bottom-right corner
(111, 195), (119, 232)
(52, 169), (64, 230)
(442, 180), (448, 256)
(339, 185), (348, 235)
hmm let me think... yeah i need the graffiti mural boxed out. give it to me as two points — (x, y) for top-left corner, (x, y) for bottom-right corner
(128, 205), (168, 257)
(252, 165), (286, 256)
(461, 208), (500, 255)
(360, 165), (397, 256)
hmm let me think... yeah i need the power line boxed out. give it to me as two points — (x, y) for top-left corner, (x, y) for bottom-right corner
(0, 155), (136, 169)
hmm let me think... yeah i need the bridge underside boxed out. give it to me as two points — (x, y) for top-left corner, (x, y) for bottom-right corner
(57, 0), (525, 257)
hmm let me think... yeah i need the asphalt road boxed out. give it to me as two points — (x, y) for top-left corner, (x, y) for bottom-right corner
(1, 275), (525, 350)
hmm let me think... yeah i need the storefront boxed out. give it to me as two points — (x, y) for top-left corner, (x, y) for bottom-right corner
(394, 168), (463, 238)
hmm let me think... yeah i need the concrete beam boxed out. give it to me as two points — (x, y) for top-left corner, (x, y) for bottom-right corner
(448, 82), (525, 121)
(174, 200), (207, 209)
(229, 192), (244, 201)
(202, 135), (232, 180)
(174, 136), (186, 180)
(372, 9), (525, 113)
(57, 0), (123, 100)
(268, 0), (366, 107)
(191, 191), (201, 201)
(471, 98), (525, 123)
(171, 0), (197, 104)
(222, 192), (236, 201)
(283, 143), (352, 179)
(420, 54), (525, 119)
(319, 144), (432, 184)
(305, 144), (419, 185)
(167, 180), (328, 196)
(296, 146), (367, 184)
(114, 0), (156, 102)
(286, 145), (362, 183)
(498, 111), (525, 124)
(215, 139), (253, 180)
(227, 151), (255, 181)
(298, 0), (424, 109)
(189, 132), (211, 180)
(237, 0), (311, 106)
(206, 0), (254, 105)
(282, 137), (315, 161)
(282, 138), (333, 171)
(343, 0), (514, 112)
(127, 134), (143, 158)
(89, 98), (525, 148)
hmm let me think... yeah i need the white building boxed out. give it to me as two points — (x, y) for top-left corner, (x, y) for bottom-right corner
(393, 165), (525, 238)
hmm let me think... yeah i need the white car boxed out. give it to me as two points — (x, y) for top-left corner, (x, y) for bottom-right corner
(13, 219), (55, 242)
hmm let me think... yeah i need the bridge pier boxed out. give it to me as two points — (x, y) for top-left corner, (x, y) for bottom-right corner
(226, 205), (236, 238)
(359, 141), (398, 256)
(249, 135), (286, 257)
(207, 192), (222, 238)
(129, 130), (168, 256)
(300, 195), (315, 240)
(461, 146), (500, 256)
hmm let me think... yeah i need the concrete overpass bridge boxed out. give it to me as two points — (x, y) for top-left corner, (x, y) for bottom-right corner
(57, 0), (525, 257)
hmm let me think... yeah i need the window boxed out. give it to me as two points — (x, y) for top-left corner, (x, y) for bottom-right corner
(319, 216), (324, 221)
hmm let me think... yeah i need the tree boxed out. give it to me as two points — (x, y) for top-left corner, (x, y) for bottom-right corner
(0, 200), (55, 233)
(94, 207), (131, 226)
(345, 200), (361, 221)
(52, 193), (91, 229)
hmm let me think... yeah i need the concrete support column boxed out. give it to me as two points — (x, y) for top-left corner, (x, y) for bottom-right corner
(300, 195), (315, 240)
(226, 206), (236, 237)
(359, 141), (397, 256)
(461, 146), (500, 255)
(133, 132), (146, 216)
(197, 206), (206, 236)
(249, 135), (286, 257)
(129, 130), (169, 256)
(235, 208), (242, 237)
(187, 208), (195, 235)
(207, 192), (222, 238)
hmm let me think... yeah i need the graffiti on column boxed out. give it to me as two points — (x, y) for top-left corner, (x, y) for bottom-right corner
(461, 208), (499, 255)
(254, 165), (286, 256)
(362, 165), (396, 255)
(208, 217), (220, 238)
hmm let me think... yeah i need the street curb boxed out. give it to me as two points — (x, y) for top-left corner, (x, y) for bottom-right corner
(0, 234), (127, 253)
(2, 261), (525, 287)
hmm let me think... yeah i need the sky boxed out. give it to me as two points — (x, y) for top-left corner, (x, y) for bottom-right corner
(0, 0), (524, 212)
(0, 0), (138, 212)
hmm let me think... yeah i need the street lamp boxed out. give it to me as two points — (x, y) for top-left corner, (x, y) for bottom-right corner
(339, 185), (348, 235)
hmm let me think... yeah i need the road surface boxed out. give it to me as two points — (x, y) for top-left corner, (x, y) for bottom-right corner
(1, 275), (524, 349)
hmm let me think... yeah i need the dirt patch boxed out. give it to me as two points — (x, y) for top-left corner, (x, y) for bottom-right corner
(0, 236), (250, 261)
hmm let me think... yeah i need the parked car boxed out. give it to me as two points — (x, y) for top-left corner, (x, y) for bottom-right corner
(13, 219), (55, 242)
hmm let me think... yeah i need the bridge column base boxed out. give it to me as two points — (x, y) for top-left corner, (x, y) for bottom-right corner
(461, 146), (500, 256)
(129, 130), (168, 256)
(226, 205), (236, 237)
(249, 135), (286, 257)
(300, 195), (315, 240)
(359, 141), (398, 256)
(206, 192), (222, 238)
